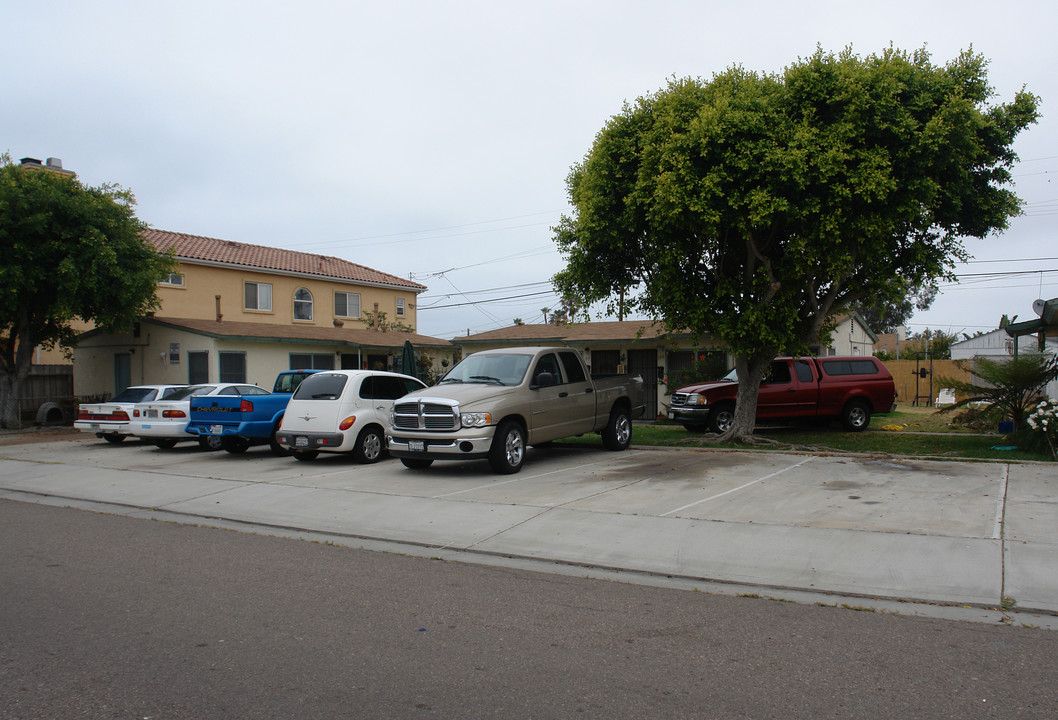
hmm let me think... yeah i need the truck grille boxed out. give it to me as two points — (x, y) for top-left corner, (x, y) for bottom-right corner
(669, 393), (691, 407)
(393, 401), (459, 431)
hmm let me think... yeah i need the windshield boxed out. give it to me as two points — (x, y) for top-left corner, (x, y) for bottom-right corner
(292, 373), (348, 400)
(439, 353), (532, 386)
(164, 385), (213, 401)
(721, 368), (738, 382)
(110, 387), (158, 403)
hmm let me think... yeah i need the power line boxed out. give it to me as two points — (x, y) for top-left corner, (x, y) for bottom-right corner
(292, 211), (565, 252)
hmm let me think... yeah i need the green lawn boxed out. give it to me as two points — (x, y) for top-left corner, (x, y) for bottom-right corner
(559, 408), (1050, 462)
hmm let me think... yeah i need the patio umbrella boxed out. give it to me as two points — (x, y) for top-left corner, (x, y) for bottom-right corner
(401, 340), (417, 379)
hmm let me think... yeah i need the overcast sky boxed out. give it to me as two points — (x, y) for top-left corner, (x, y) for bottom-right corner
(6, 0), (1056, 341)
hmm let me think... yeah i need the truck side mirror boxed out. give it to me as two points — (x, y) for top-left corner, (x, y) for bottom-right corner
(532, 372), (557, 389)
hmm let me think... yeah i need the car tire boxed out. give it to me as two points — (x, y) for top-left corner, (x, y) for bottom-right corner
(293, 450), (319, 461)
(198, 436), (223, 451)
(400, 457), (434, 469)
(102, 433), (125, 444)
(153, 439), (179, 449)
(841, 400), (871, 432)
(269, 425), (291, 457)
(489, 420), (525, 474)
(708, 403), (735, 434)
(222, 436), (250, 454)
(601, 407), (632, 450)
(352, 426), (385, 464)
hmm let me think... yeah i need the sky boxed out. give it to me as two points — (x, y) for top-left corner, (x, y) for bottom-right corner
(5, 0), (1057, 342)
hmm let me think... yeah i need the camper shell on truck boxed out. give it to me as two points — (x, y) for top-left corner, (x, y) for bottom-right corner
(388, 346), (645, 474)
(667, 356), (896, 433)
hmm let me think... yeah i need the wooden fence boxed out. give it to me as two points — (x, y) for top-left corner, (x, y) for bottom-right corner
(12, 364), (75, 427)
(879, 359), (972, 406)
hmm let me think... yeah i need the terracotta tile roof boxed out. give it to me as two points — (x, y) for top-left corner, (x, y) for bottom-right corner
(457, 320), (698, 345)
(146, 317), (451, 350)
(143, 228), (426, 291)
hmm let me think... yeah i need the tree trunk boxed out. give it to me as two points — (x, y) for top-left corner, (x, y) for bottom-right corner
(0, 325), (39, 429)
(0, 371), (24, 429)
(721, 354), (771, 441)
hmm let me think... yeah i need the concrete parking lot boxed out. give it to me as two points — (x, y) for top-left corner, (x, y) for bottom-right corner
(1, 433), (1056, 621)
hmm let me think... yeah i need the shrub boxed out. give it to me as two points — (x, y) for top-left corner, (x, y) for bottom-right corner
(1026, 399), (1058, 461)
(937, 353), (1058, 431)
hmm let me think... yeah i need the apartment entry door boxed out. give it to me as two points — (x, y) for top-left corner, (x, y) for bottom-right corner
(627, 349), (658, 420)
(113, 353), (131, 395)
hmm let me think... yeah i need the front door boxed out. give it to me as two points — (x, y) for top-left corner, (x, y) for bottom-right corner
(113, 353), (131, 395)
(627, 349), (658, 419)
(188, 351), (209, 384)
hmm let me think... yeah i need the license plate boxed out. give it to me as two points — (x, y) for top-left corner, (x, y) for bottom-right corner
(210, 425), (223, 435)
(667, 411), (674, 420)
(295, 436), (309, 447)
(146, 410), (157, 418)
(408, 439), (425, 452)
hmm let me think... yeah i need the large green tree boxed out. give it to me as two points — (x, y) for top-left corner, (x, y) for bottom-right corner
(0, 155), (176, 428)
(553, 47), (1038, 439)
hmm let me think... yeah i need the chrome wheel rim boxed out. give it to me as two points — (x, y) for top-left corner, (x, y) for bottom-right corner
(505, 429), (524, 467)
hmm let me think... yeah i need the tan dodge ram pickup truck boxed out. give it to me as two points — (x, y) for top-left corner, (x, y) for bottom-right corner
(388, 346), (646, 474)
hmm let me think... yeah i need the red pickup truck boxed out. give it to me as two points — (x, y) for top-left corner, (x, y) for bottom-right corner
(667, 356), (896, 433)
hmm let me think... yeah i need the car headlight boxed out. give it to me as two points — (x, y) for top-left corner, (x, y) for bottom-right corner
(685, 394), (707, 406)
(461, 412), (493, 428)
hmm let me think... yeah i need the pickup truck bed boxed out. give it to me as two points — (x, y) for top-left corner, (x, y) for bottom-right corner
(185, 370), (318, 454)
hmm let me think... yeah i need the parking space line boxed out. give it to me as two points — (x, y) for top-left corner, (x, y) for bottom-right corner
(992, 464), (1009, 540)
(660, 457), (812, 517)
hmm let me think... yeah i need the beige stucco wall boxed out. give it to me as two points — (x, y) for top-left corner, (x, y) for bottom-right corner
(156, 262), (419, 330)
(73, 322), (449, 398)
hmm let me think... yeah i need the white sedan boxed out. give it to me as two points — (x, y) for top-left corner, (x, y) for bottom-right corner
(75, 385), (187, 443)
(129, 383), (270, 449)
(275, 370), (426, 462)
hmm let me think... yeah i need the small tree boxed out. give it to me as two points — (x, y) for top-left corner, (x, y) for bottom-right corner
(0, 155), (176, 428)
(938, 353), (1058, 430)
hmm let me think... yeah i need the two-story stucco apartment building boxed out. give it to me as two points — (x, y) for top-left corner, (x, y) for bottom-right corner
(74, 230), (453, 396)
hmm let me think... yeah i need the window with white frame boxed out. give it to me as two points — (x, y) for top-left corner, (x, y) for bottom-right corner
(396, 297), (406, 317)
(244, 281), (272, 311)
(160, 273), (184, 287)
(335, 291), (361, 318)
(294, 288), (313, 321)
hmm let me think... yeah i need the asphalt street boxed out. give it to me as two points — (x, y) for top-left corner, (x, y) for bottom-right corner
(4, 498), (1058, 719)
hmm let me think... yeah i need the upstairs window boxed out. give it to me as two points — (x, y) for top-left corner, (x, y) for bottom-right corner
(396, 297), (406, 317)
(245, 281), (272, 311)
(160, 273), (184, 287)
(294, 288), (313, 321)
(335, 291), (361, 318)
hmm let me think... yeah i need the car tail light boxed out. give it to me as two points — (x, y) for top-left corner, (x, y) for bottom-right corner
(339, 416), (357, 431)
(76, 410), (90, 421)
(133, 409), (141, 417)
(113, 411), (130, 421)
(240, 399), (254, 412)
(162, 410), (187, 418)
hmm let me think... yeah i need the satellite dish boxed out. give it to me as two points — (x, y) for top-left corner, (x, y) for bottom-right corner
(1033, 298), (1046, 317)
